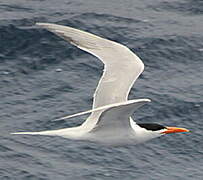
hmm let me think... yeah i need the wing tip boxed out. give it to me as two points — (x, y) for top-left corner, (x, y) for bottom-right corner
(130, 98), (151, 104)
(144, 98), (151, 102)
(36, 22), (56, 29)
(11, 132), (30, 135)
(11, 132), (42, 135)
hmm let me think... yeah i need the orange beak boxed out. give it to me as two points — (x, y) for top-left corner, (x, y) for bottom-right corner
(162, 127), (190, 134)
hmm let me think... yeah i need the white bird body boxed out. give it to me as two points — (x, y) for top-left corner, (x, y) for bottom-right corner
(12, 23), (189, 145)
(15, 99), (163, 145)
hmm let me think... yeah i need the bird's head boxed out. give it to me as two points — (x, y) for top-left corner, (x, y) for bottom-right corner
(137, 123), (190, 135)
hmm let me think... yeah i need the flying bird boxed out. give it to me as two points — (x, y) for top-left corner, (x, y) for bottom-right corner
(12, 23), (189, 146)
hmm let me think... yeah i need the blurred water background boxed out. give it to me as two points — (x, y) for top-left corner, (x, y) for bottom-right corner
(0, 0), (203, 179)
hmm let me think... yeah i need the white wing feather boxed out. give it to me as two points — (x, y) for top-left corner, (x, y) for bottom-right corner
(11, 99), (150, 136)
(36, 23), (144, 108)
(92, 99), (151, 131)
(36, 23), (145, 130)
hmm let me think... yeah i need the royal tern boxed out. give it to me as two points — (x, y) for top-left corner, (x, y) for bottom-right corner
(12, 23), (189, 146)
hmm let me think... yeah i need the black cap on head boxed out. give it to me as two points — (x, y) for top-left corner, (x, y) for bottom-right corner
(137, 123), (166, 131)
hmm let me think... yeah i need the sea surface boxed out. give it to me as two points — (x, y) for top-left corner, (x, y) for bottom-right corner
(0, 0), (203, 179)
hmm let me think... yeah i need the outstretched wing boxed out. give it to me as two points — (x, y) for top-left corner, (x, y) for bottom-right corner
(36, 23), (144, 109)
(11, 99), (150, 137)
(90, 99), (150, 134)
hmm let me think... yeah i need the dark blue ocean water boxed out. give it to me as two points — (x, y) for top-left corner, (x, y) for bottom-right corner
(0, 0), (203, 179)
